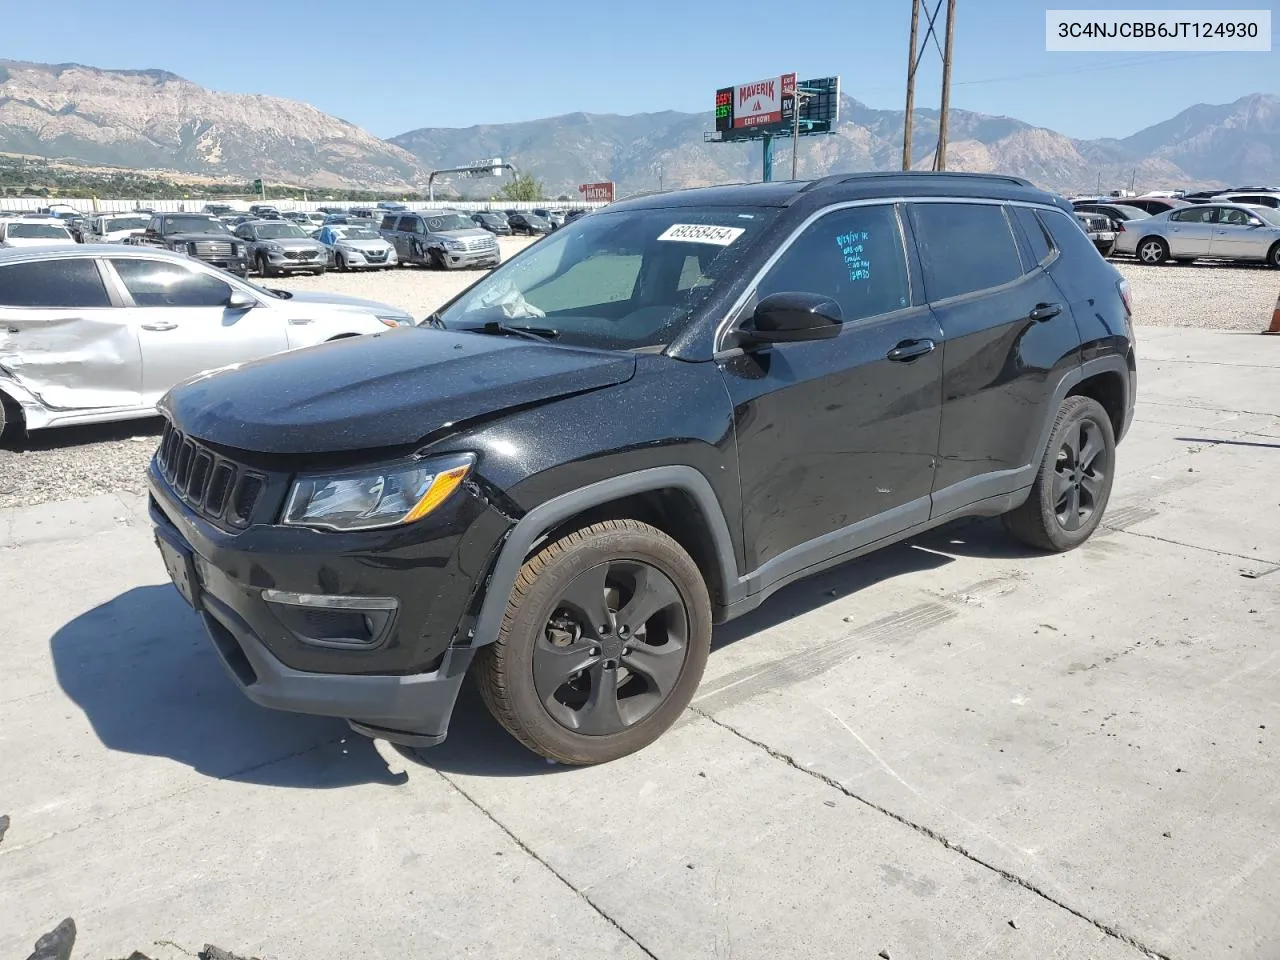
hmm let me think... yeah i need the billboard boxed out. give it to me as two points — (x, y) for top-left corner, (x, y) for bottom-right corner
(713, 75), (840, 141)
(578, 181), (614, 202)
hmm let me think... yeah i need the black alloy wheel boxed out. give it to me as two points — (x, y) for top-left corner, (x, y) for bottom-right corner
(474, 519), (712, 764)
(1053, 418), (1107, 532)
(534, 559), (688, 735)
(1002, 395), (1116, 552)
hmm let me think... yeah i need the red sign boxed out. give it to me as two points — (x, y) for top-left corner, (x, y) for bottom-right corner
(578, 181), (614, 203)
(733, 73), (796, 129)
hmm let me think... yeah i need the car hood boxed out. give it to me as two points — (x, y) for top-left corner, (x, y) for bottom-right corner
(162, 328), (637, 454)
(167, 231), (237, 242)
(2, 236), (74, 247)
(436, 227), (494, 240)
(274, 289), (406, 316)
(338, 239), (392, 252)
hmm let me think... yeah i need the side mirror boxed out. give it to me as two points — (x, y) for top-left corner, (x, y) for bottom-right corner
(227, 289), (256, 310)
(743, 292), (843, 345)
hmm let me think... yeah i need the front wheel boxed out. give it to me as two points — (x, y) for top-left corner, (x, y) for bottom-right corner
(255, 253), (272, 278)
(1268, 242), (1280, 268)
(1002, 396), (1116, 552)
(474, 519), (712, 765)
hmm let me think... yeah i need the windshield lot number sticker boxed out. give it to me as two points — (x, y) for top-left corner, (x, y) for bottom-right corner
(658, 224), (745, 245)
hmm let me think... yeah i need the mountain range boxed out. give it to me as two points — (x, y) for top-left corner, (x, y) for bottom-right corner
(1, 59), (1276, 197)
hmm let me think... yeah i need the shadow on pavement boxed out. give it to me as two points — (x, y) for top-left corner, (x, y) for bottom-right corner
(2, 415), (163, 452)
(51, 585), (404, 789)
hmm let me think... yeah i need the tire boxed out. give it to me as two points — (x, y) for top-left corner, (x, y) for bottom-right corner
(474, 519), (712, 765)
(336, 253), (348, 273)
(1002, 396), (1116, 552)
(311, 268), (325, 276)
(1136, 236), (1170, 265)
(255, 253), (272, 278)
(1268, 242), (1280, 268)
(1097, 242), (1115, 258)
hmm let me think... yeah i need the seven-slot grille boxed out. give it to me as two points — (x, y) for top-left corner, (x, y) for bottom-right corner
(189, 240), (234, 259)
(156, 421), (265, 528)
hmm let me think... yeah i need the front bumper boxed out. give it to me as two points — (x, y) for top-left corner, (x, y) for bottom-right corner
(341, 248), (397, 269)
(440, 245), (501, 269)
(197, 255), (248, 275)
(147, 461), (510, 745)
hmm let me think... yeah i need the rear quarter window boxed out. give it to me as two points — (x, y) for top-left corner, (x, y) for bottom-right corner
(909, 202), (1023, 301)
(1037, 208), (1107, 263)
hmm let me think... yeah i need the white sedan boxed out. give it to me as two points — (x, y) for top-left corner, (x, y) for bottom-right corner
(0, 245), (415, 435)
(1114, 202), (1280, 267)
(0, 218), (76, 249)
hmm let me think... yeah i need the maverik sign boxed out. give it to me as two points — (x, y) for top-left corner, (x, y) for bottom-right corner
(716, 73), (796, 133)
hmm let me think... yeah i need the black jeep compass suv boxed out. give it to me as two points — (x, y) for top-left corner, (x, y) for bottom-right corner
(149, 172), (1136, 765)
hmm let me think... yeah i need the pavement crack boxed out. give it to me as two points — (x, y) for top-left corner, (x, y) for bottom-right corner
(434, 770), (660, 960)
(1107, 526), (1280, 567)
(692, 708), (1171, 960)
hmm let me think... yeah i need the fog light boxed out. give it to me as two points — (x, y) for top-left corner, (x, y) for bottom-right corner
(261, 589), (398, 649)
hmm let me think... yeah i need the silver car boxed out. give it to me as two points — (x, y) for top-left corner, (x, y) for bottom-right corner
(1114, 203), (1280, 267)
(233, 219), (329, 277)
(0, 246), (415, 435)
(318, 224), (398, 271)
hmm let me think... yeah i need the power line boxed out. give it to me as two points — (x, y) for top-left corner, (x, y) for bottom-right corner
(954, 51), (1228, 87)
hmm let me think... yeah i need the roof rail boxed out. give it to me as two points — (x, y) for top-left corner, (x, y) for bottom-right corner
(800, 170), (1035, 192)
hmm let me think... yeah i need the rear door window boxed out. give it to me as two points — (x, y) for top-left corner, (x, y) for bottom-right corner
(0, 258), (111, 308)
(909, 202), (1023, 301)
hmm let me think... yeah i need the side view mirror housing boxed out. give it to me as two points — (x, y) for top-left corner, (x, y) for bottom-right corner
(742, 292), (843, 346)
(227, 289), (256, 310)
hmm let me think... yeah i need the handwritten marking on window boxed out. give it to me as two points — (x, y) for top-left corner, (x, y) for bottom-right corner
(836, 230), (872, 282)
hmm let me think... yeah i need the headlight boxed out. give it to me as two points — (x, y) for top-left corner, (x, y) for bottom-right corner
(443, 238), (464, 250)
(283, 453), (475, 531)
(376, 314), (410, 328)
(263, 241), (284, 252)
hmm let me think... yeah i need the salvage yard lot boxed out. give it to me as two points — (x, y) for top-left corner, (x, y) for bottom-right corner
(1, 261), (1279, 959)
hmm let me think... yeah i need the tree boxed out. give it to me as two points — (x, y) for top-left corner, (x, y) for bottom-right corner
(496, 174), (545, 202)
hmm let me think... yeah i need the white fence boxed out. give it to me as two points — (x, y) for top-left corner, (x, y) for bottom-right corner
(0, 197), (607, 215)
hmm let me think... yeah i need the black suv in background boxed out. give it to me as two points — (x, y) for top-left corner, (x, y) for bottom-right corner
(128, 213), (249, 276)
(149, 173), (1136, 765)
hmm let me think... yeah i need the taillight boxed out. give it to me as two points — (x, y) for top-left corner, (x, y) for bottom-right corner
(1116, 221), (1126, 232)
(1118, 278), (1133, 318)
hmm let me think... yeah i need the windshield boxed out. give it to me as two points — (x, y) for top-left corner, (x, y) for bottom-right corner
(8, 223), (71, 239)
(436, 205), (778, 351)
(1252, 207), (1280, 226)
(255, 223), (309, 239)
(105, 217), (149, 232)
(1111, 205), (1149, 219)
(422, 213), (475, 233)
(337, 227), (379, 240)
(168, 216), (230, 234)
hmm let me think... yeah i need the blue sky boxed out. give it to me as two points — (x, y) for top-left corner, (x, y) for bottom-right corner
(3, 0), (1275, 139)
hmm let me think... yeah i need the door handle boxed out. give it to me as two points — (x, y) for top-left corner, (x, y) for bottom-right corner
(1028, 302), (1063, 323)
(288, 318), (313, 325)
(141, 322), (178, 331)
(886, 338), (936, 362)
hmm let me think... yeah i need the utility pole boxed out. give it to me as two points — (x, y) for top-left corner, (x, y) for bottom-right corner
(902, 0), (921, 170)
(902, 0), (958, 172)
(791, 88), (817, 180)
(934, 0), (957, 170)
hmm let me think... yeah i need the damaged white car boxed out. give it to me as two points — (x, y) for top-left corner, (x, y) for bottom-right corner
(0, 246), (416, 435)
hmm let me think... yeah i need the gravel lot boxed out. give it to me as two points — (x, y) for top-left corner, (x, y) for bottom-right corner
(1, 244), (1275, 511)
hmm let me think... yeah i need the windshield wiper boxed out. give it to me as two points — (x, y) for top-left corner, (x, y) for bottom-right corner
(480, 320), (560, 343)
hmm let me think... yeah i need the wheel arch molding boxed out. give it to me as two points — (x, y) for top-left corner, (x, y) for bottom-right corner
(466, 466), (739, 649)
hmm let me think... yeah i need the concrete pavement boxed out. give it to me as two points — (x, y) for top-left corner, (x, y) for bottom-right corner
(1, 326), (1277, 960)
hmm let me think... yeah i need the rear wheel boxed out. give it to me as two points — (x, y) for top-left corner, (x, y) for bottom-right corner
(1268, 242), (1280, 268)
(1002, 396), (1116, 552)
(474, 519), (712, 765)
(0, 390), (22, 444)
(1136, 237), (1170, 265)
(336, 253), (349, 272)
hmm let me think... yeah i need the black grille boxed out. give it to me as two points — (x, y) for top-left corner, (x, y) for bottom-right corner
(284, 249), (319, 260)
(364, 250), (388, 261)
(156, 421), (265, 527)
